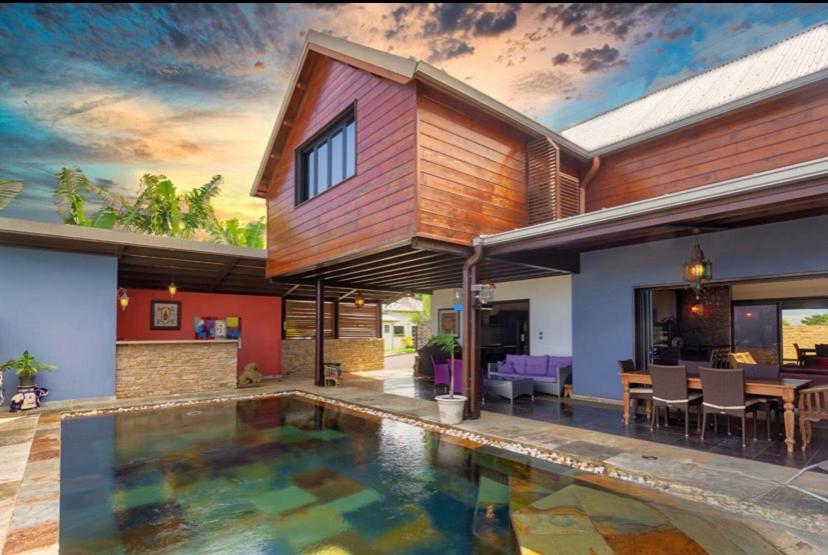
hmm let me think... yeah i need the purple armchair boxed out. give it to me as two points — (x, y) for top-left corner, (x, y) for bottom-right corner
(489, 354), (572, 397)
(431, 355), (464, 394)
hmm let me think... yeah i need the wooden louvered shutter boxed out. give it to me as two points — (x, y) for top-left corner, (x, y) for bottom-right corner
(526, 137), (582, 224)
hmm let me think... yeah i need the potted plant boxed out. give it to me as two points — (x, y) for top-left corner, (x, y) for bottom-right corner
(428, 333), (466, 424)
(1, 351), (56, 411)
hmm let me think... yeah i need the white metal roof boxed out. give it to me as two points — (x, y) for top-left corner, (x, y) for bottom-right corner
(562, 22), (828, 154)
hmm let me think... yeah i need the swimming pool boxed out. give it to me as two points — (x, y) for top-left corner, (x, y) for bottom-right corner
(60, 396), (777, 553)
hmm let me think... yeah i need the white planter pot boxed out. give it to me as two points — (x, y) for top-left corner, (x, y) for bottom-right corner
(435, 395), (467, 425)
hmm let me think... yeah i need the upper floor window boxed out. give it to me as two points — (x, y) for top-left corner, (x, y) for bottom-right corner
(296, 106), (356, 204)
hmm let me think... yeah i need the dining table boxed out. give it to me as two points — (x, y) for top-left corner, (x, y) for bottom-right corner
(619, 371), (812, 454)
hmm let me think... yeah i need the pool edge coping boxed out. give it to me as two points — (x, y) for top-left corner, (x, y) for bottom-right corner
(2, 386), (825, 554)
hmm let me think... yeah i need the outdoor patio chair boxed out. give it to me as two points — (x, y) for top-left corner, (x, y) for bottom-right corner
(699, 367), (771, 447)
(649, 364), (702, 437)
(793, 343), (807, 367)
(431, 355), (450, 393)
(815, 344), (828, 357)
(800, 385), (828, 451)
(709, 348), (731, 369)
(617, 359), (651, 420)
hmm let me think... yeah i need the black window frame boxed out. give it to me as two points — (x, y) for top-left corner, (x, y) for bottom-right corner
(295, 104), (356, 206)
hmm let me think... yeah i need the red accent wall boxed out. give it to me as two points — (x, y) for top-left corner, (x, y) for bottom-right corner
(116, 289), (282, 376)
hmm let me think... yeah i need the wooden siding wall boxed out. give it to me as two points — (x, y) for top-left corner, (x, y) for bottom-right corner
(416, 85), (530, 245)
(265, 55), (417, 277)
(586, 84), (828, 211)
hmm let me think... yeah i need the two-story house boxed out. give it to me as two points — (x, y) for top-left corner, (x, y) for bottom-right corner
(253, 26), (828, 450)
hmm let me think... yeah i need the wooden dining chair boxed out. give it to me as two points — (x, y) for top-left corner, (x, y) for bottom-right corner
(649, 364), (702, 437)
(617, 359), (652, 420)
(800, 385), (828, 451)
(699, 367), (770, 447)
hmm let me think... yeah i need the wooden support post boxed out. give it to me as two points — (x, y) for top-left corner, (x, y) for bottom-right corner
(463, 245), (483, 419)
(315, 279), (325, 387)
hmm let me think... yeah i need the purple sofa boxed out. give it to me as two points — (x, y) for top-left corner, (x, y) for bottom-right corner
(488, 354), (572, 397)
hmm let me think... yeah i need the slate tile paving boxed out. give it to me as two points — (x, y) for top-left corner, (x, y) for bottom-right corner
(0, 376), (826, 553)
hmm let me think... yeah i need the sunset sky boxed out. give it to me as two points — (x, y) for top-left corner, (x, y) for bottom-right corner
(1, 3), (827, 224)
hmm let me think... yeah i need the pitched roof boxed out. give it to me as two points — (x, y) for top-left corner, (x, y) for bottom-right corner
(384, 297), (423, 313)
(253, 24), (828, 198)
(250, 31), (591, 197)
(562, 22), (828, 154)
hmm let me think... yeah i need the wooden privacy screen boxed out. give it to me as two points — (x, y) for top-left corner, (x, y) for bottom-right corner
(527, 137), (582, 225)
(338, 303), (381, 338)
(284, 300), (334, 339)
(283, 299), (380, 339)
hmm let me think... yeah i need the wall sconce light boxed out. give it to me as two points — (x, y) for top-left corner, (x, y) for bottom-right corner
(118, 288), (130, 311)
(354, 291), (365, 309)
(690, 302), (704, 316)
(168, 281), (177, 296)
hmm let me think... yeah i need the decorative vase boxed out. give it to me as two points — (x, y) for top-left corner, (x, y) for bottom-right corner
(435, 395), (467, 425)
(9, 376), (48, 412)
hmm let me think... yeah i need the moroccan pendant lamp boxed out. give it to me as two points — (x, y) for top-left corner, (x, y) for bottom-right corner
(683, 239), (713, 295)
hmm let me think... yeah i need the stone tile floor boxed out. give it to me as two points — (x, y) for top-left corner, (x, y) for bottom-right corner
(0, 372), (826, 553)
(349, 366), (828, 469)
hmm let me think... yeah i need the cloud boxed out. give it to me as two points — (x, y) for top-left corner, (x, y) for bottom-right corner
(541, 3), (680, 40)
(427, 37), (475, 62)
(659, 26), (694, 40)
(512, 70), (573, 95)
(552, 52), (570, 65)
(574, 44), (628, 73)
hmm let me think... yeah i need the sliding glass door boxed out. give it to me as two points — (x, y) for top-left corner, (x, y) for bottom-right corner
(732, 303), (779, 365)
(781, 300), (828, 366)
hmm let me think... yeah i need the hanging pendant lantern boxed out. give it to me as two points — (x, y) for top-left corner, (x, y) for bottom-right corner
(168, 281), (177, 296)
(354, 291), (365, 309)
(682, 240), (712, 290)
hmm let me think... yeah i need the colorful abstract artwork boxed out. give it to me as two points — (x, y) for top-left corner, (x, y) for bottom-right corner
(226, 317), (241, 340)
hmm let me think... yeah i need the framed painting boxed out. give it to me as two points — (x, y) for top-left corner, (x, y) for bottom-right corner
(438, 309), (458, 336)
(150, 300), (181, 330)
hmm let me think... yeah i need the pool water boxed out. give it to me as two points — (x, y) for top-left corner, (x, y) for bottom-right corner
(60, 396), (775, 554)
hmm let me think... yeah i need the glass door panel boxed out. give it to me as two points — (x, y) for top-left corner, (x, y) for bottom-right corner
(733, 304), (779, 365)
(781, 301), (828, 366)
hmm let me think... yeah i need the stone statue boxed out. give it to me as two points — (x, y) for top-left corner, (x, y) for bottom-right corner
(238, 362), (262, 388)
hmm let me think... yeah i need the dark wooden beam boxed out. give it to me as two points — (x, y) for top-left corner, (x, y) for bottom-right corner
(411, 237), (473, 257)
(269, 277), (430, 295)
(322, 253), (446, 282)
(315, 279), (325, 387)
(484, 249), (580, 273)
(208, 258), (240, 291)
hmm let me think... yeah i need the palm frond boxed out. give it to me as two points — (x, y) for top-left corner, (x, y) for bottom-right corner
(54, 167), (92, 225)
(0, 179), (23, 211)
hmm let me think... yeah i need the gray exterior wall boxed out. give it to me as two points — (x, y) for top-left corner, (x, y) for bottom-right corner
(0, 246), (117, 402)
(572, 215), (828, 400)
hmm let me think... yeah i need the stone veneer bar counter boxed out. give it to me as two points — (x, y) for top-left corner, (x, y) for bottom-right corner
(115, 340), (238, 398)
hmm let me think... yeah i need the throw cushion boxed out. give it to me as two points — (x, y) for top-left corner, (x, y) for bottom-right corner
(505, 354), (527, 374)
(524, 356), (549, 376)
(728, 352), (757, 367)
(498, 360), (516, 374)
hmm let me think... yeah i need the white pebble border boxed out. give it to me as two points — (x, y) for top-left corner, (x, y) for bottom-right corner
(61, 389), (826, 536)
